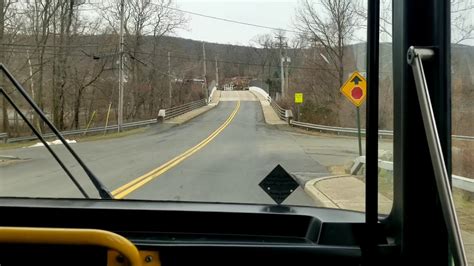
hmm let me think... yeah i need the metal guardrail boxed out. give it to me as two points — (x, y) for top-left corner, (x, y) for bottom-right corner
(267, 97), (472, 141)
(5, 98), (207, 143)
(270, 100), (286, 121)
(289, 115), (471, 141)
(452, 134), (474, 140)
(7, 119), (157, 143)
(352, 156), (474, 193)
(0, 132), (7, 143)
(164, 99), (207, 120)
(453, 175), (474, 193)
(290, 120), (393, 137)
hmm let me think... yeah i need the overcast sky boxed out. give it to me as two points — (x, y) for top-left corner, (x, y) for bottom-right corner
(173, 0), (299, 45)
(84, 0), (473, 46)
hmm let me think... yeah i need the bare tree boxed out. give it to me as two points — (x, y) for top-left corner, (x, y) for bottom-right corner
(293, 0), (359, 124)
(51, 0), (78, 130)
(250, 33), (281, 83)
(0, 0), (19, 134)
(250, 34), (271, 79)
(1, 0), (7, 134)
(353, 0), (392, 42)
(101, 0), (187, 119)
(452, 0), (474, 44)
(0, 0), (25, 135)
(70, 59), (107, 129)
(19, 0), (60, 131)
(355, 0), (474, 44)
(295, 0), (358, 87)
(148, 0), (187, 113)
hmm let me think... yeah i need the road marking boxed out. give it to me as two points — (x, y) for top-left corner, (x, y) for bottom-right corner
(112, 101), (241, 199)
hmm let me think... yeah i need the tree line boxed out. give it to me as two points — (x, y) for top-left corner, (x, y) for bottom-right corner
(0, 0), (473, 138)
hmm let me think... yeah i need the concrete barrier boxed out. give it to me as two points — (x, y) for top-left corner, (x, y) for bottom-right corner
(249, 86), (270, 101)
(208, 86), (217, 103)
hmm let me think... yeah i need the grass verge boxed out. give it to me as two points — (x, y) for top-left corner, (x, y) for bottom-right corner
(0, 127), (147, 150)
(328, 163), (473, 233)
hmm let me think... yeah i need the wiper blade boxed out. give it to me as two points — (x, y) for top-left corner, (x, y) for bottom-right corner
(0, 88), (89, 198)
(0, 64), (112, 199)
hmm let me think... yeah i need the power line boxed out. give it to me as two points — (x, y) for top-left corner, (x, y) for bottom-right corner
(0, 43), (117, 58)
(0, 43), (116, 59)
(9, 3), (297, 33)
(0, 50), (87, 57)
(159, 5), (300, 34)
(0, 41), (341, 72)
(0, 43), (340, 72)
(0, 43), (116, 48)
(129, 49), (337, 72)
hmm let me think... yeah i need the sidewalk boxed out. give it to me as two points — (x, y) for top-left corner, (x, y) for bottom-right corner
(249, 91), (286, 125)
(304, 175), (392, 213)
(165, 92), (220, 125)
(304, 175), (474, 264)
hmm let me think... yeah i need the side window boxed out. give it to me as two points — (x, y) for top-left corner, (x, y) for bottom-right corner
(377, 0), (393, 215)
(451, 0), (474, 262)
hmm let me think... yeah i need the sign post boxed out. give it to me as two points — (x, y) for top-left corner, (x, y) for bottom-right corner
(340, 71), (367, 156)
(294, 93), (303, 120)
(356, 106), (362, 156)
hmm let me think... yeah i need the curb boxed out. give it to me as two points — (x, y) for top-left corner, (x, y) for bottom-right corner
(303, 174), (351, 208)
(249, 90), (286, 125)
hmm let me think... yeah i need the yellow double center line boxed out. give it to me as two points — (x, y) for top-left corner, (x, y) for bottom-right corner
(112, 101), (241, 199)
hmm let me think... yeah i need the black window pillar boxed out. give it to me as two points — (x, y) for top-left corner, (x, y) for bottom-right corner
(392, 0), (451, 264)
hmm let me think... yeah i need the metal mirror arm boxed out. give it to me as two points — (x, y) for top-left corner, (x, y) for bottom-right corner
(407, 46), (467, 266)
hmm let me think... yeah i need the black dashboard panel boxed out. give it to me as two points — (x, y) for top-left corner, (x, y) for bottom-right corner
(0, 198), (376, 265)
(0, 245), (107, 266)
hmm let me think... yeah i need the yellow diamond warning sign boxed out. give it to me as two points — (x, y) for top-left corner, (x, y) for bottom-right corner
(340, 71), (367, 107)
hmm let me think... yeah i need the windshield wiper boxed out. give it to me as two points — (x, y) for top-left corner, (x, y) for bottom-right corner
(0, 64), (112, 199)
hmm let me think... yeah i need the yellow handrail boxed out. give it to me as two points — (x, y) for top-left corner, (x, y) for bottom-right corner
(0, 227), (141, 266)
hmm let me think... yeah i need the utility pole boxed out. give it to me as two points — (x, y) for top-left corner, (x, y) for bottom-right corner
(0, 0), (7, 135)
(202, 42), (208, 99)
(168, 51), (172, 107)
(285, 54), (290, 97)
(117, 0), (125, 132)
(275, 34), (286, 99)
(215, 56), (219, 88)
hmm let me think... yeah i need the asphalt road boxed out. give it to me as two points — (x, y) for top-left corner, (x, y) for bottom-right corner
(0, 91), (345, 207)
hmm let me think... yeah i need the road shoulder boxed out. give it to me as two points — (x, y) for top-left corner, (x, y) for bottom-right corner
(249, 91), (286, 125)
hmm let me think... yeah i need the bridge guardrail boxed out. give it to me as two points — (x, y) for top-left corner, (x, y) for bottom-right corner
(6, 98), (207, 143)
(164, 99), (207, 120)
(255, 88), (471, 141)
(290, 119), (471, 141)
(0, 132), (7, 143)
(250, 86), (474, 192)
(290, 120), (394, 137)
(270, 100), (287, 121)
(248, 86), (270, 100)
